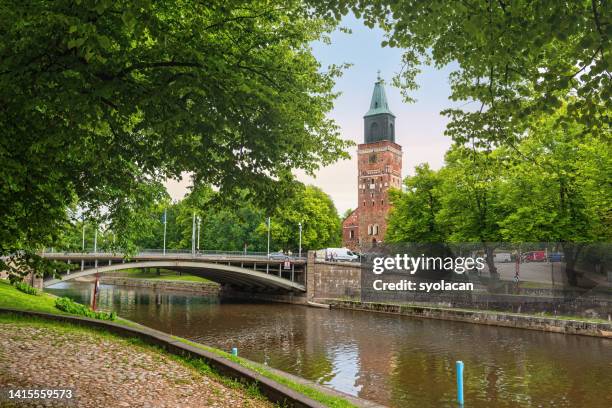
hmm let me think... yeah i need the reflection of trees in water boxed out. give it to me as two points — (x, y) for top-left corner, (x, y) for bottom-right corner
(46, 283), (612, 408)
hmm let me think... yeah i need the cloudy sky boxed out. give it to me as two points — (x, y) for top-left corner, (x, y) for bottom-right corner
(166, 14), (456, 214)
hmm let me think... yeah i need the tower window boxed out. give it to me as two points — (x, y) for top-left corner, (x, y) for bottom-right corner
(369, 153), (377, 163)
(370, 122), (379, 139)
(349, 230), (355, 239)
(371, 200), (375, 206)
(373, 224), (379, 235)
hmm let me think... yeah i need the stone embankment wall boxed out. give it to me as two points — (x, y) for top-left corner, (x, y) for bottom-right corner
(98, 276), (220, 295)
(306, 251), (361, 300)
(326, 299), (612, 338)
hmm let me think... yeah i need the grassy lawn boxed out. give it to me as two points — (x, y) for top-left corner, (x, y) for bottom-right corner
(0, 279), (356, 408)
(120, 268), (213, 283)
(0, 279), (67, 314)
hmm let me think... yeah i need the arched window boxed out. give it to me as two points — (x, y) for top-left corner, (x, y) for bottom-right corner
(390, 123), (394, 139)
(349, 230), (355, 239)
(373, 224), (379, 235)
(367, 224), (373, 235)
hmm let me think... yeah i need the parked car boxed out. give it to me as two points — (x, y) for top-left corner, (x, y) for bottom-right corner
(523, 251), (546, 262)
(269, 251), (288, 260)
(493, 252), (512, 263)
(548, 252), (565, 262)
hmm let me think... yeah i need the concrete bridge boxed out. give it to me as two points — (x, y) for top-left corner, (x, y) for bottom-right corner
(41, 251), (307, 293)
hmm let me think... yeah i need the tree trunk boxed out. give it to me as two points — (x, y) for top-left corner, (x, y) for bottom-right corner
(565, 257), (578, 286)
(561, 243), (579, 287)
(484, 245), (499, 280)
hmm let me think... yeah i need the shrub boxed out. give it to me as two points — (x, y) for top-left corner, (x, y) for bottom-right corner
(55, 297), (116, 321)
(14, 281), (39, 295)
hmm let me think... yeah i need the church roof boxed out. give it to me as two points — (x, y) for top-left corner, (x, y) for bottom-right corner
(364, 76), (394, 118)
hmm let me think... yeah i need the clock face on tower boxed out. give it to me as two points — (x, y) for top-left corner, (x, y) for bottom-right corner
(342, 76), (403, 251)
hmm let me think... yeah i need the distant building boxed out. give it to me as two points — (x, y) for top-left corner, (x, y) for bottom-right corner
(342, 75), (403, 251)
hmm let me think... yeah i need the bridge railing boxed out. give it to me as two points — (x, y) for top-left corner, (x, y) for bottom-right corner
(42, 248), (306, 261)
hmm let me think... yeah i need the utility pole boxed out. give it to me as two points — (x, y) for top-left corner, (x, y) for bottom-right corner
(266, 217), (271, 259)
(81, 218), (85, 271)
(162, 208), (167, 256)
(298, 222), (302, 258)
(197, 216), (201, 252)
(191, 211), (196, 257)
(94, 224), (98, 268)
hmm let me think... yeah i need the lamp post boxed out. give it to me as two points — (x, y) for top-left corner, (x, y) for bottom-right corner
(298, 222), (302, 258)
(266, 217), (271, 259)
(191, 212), (196, 257)
(81, 218), (85, 271)
(197, 216), (201, 252)
(93, 224), (98, 268)
(162, 208), (167, 256)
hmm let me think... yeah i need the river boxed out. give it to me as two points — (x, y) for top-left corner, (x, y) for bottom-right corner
(46, 281), (612, 408)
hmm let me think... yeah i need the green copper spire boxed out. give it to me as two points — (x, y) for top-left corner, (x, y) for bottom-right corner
(364, 72), (394, 118)
(363, 72), (396, 143)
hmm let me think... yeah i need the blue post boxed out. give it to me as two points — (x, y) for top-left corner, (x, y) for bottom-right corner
(231, 347), (238, 357)
(456, 360), (464, 405)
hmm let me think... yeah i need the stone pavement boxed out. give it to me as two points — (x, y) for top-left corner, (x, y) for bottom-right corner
(0, 324), (273, 407)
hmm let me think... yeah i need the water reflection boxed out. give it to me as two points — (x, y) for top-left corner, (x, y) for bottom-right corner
(47, 282), (612, 407)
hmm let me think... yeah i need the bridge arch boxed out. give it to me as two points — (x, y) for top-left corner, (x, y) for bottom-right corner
(44, 260), (306, 292)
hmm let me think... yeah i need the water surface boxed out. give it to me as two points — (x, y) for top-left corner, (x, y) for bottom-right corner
(47, 281), (612, 407)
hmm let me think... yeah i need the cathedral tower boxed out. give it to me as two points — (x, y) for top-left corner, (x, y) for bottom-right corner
(342, 75), (403, 250)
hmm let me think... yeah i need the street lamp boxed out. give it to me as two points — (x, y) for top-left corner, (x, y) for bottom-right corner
(93, 223), (98, 268)
(298, 222), (302, 258)
(191, 211), (196, 257)
(197, 216), (201, 251)
(266, 217), (271, 259)
(162, 208), (167, 256)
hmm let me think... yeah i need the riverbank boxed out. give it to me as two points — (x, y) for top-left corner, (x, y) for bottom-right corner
(0, 316), (273, 408)
(0, 280), (362, 408)
(323, 299), (612, 338)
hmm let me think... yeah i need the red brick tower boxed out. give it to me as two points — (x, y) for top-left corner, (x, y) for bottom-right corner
(342, 75), (402, 250)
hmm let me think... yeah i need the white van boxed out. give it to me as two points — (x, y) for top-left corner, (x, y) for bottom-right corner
(318, 248), (359, 262)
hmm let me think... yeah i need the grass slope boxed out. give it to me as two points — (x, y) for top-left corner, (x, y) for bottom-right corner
(0, 279), (67, 314)
(120, 269), (213, 283)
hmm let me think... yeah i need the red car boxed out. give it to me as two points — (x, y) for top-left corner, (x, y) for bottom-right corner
(523, 251), (546, 262)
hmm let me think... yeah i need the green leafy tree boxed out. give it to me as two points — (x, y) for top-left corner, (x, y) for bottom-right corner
(314, 1), (610, 145)
(256, 185), (342, 252)
(386, 164), (446, 243)
(437, 147), (509, 278)
(499, 112), (611, 285)
(0, 1), (350, 277)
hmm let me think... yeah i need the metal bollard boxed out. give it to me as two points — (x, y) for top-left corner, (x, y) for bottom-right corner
(456, 361), (464, 405)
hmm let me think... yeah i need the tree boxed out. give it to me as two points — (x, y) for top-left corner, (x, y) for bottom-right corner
(386, 149), (509, 279)
(256, 185), (342, 252)
(498, 112), (611, 285)
(386, 164), (446, 243)
(314, 1), (610, 145)
(0, 1), (350, 276)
